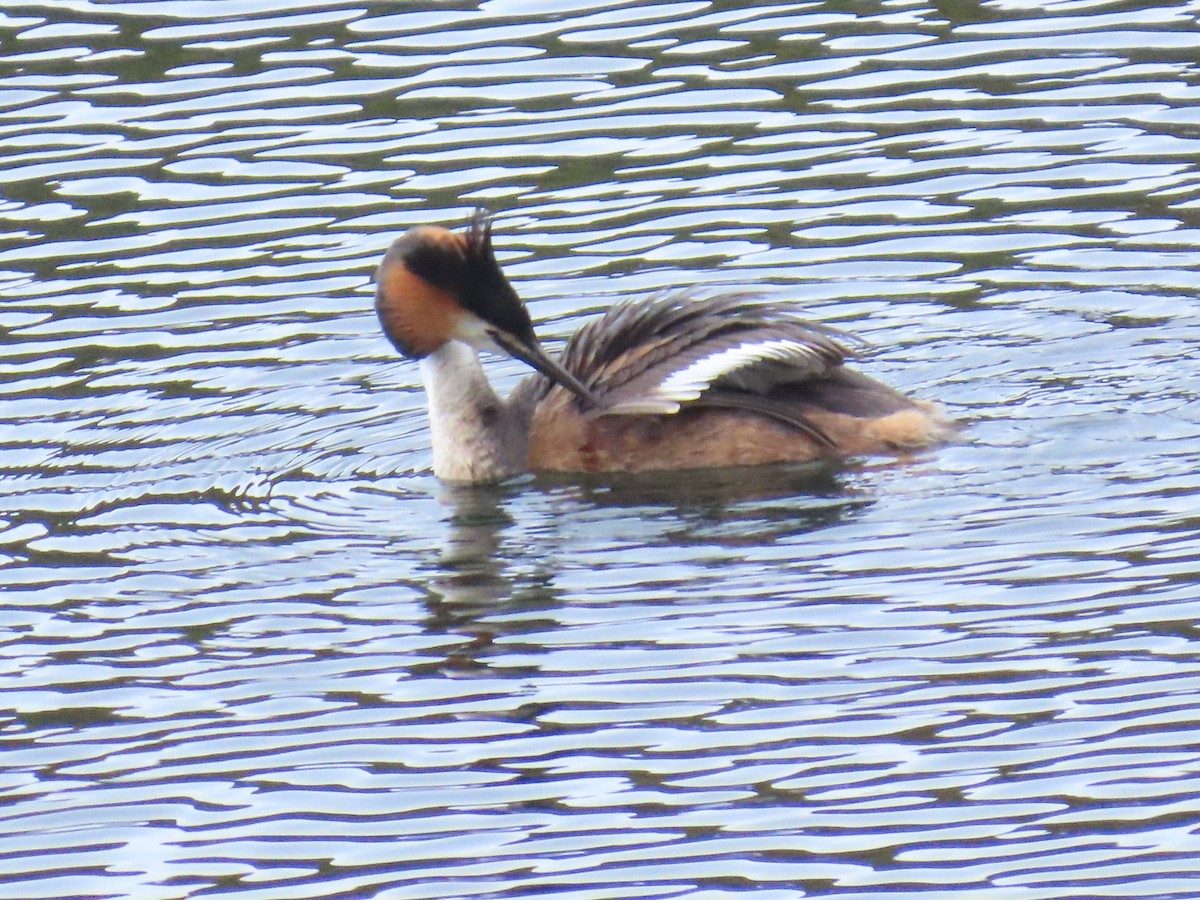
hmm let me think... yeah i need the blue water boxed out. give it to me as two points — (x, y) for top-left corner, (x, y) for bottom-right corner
(2, 1), (1200, 897)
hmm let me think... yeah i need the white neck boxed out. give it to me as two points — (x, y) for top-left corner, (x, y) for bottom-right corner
(419, 341), (530, 482)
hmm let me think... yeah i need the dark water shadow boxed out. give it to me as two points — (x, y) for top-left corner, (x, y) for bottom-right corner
(419, 462), (871, 648)
(535, 459), (846, 508)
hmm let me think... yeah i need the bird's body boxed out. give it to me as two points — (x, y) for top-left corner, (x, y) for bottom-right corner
(376, 212), (952, 483)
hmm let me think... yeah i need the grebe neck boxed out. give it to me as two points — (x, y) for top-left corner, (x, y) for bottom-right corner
(419, 341), (531, 482)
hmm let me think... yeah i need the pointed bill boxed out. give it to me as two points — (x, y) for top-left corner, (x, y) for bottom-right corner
(491, 329), (599, 408)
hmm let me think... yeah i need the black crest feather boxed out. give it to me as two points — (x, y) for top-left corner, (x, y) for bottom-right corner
(388, 208), (537, 346)
(457, 209), (537, 345)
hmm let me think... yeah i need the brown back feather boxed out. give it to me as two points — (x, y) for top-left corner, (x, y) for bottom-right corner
(513, 291), (915, 440)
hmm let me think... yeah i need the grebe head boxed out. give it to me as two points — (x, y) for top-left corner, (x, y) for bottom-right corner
(375, 210), (595, 404)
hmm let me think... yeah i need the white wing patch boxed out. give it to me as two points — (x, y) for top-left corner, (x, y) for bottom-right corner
(596, 338), (826, 417)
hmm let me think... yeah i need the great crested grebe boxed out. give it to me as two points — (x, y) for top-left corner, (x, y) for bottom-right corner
(375, 211), (953, 482)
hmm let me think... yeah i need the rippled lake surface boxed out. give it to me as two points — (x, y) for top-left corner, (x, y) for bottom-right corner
(3, 1), (1200, 897)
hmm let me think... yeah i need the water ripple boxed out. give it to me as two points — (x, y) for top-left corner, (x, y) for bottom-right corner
(2, 0), (1200, 898)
